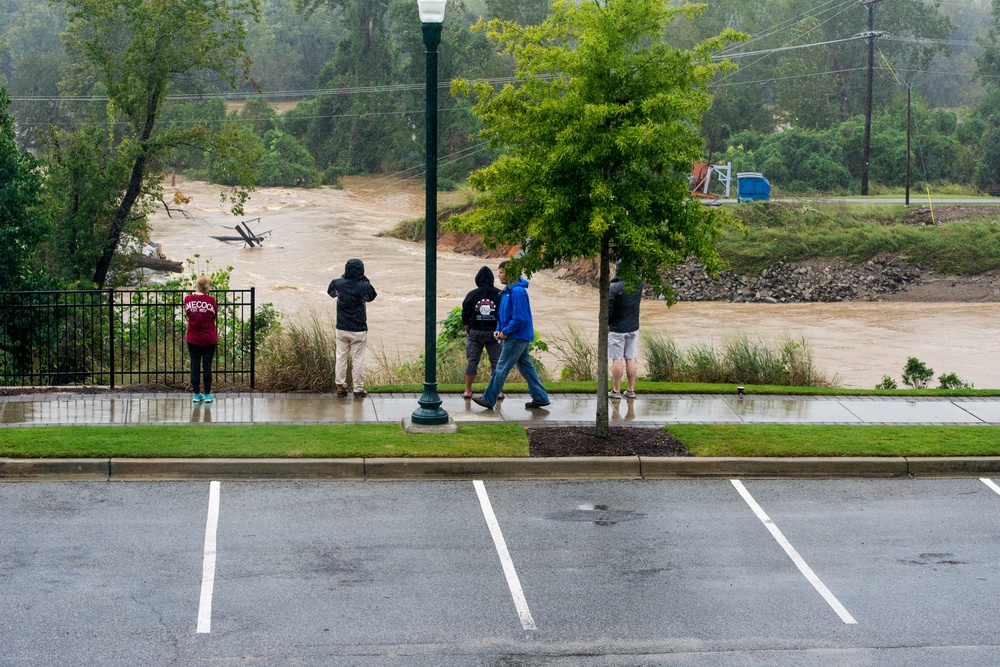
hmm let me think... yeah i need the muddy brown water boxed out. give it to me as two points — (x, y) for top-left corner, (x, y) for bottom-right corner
(150, 176), (1000, 389)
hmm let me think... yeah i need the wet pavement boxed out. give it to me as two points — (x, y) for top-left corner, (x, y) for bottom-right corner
(3, 391), (1000, 427)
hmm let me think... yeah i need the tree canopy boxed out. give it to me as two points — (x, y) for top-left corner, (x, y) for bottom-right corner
(451, 0), (742, 434)
(0, 87), (46, 291)
(55, 0), (262, 287)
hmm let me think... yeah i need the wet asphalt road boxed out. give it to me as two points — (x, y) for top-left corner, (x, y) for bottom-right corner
(3, 478), (1000, 666)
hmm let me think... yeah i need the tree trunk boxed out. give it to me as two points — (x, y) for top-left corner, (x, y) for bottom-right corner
(133, 255), (183, 273)
(92, 96), (160, 288)
(595, 233), (611, 438)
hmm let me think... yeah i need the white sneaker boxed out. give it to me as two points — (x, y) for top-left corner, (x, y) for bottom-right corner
(608, 390), (621, 400)
(624, 390), (636, 399)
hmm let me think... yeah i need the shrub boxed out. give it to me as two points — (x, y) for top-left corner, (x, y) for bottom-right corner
(874, 375), (898, 390)
(902, 357), (934, 389)
(937, 372), (973, 390)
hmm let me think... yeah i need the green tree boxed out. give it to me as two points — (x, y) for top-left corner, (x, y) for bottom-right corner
(452, 0), (740, 436)
(56, 0), (262, 287)
(0, 87), (47, 290)
(257, 130), (321, 187)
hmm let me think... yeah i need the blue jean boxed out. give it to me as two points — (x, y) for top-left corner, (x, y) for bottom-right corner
(481, 338), (549, 407)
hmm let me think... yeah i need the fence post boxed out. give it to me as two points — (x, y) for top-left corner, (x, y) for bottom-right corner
(250, 287), (256, 390)
(108, 289), (115, 390)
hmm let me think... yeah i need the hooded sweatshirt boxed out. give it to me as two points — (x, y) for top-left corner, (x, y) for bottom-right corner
(327, 259), (377, 332)
(461, 266), (501, 332)
(497, 277), (534, 342)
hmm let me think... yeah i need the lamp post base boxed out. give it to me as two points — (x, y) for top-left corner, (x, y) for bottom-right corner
(411, 382), (450, 425)
(402, 416), (457, 434)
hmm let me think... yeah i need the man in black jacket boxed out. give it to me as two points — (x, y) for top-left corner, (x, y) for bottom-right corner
(327, 258), (377, 397)
(608, 269), (643, 400)
(461, 266), (502, 399)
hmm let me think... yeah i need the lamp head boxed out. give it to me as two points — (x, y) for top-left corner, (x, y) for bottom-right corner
(417, 0), (446, 23)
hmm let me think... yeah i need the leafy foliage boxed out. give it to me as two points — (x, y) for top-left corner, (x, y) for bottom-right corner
(937, 372), (973, 390)
(902, 357), (934, 389)
(0, 88), (47, 291)
(53, 0), (263, 287)
(450, 0), (745, 434)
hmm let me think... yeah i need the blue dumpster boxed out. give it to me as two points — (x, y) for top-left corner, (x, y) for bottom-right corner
(736, 172), (770, 203)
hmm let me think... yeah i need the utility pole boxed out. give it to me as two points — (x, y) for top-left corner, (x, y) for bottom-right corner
(860, 0), (885, 196)
(905, 84), (911, 206)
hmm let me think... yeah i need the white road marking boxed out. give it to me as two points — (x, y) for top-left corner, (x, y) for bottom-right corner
(981, 478), (1000, 496)
(196, 481), (221, 634)
(473, 480), (537, 631)
(731, 480), (857, 624)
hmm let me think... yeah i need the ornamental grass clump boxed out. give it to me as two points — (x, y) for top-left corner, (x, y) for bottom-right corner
(256, 315), (338, 392)
(642, 334), (830, 387)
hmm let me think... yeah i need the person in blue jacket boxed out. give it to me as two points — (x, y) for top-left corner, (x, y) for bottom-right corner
(472, 260), (550, 410)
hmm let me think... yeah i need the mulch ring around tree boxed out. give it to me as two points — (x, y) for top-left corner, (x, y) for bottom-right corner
(526, 426), (693, 457)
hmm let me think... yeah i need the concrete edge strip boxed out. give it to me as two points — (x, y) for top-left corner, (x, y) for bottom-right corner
(4, 457), (1000, 480)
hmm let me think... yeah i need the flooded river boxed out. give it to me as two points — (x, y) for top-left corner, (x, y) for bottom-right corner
(149, 176), (1000, 389)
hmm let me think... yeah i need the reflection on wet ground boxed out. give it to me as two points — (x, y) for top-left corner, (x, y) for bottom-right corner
(149, 177), (1000, 389)
(5, 393), (1000, 426)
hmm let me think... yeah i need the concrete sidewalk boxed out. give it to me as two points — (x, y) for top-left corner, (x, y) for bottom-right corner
(4, 391), (1000, 427)
(4, 391), (1000, 481)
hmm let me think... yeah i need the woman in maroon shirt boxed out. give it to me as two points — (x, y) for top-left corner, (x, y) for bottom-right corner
(183, 275), (219, 402)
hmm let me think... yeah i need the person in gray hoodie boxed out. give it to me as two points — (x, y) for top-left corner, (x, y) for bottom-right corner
(327, 259), (377, 397)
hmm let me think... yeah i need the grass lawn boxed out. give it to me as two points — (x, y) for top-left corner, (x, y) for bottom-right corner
(669, 424), (1000, 457)
(0, 423), (529, 459)
(3, 422), (1000, 459)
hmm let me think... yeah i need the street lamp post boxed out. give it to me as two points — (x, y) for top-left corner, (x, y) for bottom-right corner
(411, 0), (450, 426)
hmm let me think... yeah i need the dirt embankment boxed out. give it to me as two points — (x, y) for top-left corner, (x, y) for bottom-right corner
(426, 204), (1000, 303)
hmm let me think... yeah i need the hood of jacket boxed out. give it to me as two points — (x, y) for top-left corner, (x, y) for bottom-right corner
(508, 277), (529, 290)
(343, 258), (365, 280)
(475, 266), (495, 289)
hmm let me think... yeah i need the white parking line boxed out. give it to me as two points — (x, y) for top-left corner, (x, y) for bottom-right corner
(981, 478), (1000, 496)
(473, 480), (537, 631)
(731, 480), (857, 624)
(196, 481), (221, 634)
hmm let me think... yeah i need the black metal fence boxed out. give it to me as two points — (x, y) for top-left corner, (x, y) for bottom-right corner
(0, 289), (256, 388)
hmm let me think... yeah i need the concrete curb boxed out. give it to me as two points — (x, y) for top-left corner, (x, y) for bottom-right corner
(5, 456), (1000, 481)
(905, 456), (1000, 477)
(364, 457), (642, 480)
(0, 458), (110, 481)
(109, 458), (365, 481)
(641, 456), (909, 478)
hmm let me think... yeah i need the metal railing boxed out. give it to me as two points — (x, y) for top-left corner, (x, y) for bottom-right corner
(0, 289), (256, 388)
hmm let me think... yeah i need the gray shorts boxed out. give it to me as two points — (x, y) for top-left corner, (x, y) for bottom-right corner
(609, 330), (638, 360)
(465, 329), (501, 376)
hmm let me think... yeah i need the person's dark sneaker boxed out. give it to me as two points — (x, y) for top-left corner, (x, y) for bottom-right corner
(354, 390), (368, 398)
(471, 395), (494, 410)
(524, 400), (550, 409)
(336, 384), (348, 397)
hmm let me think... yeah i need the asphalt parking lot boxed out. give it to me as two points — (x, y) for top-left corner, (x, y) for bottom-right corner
(3, 478), (1000, 666)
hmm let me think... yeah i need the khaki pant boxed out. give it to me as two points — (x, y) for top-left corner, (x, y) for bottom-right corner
(335, 329), (368, 392)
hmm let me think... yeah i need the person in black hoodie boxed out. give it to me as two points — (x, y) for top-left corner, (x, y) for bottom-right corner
(461, 266), (502, 399)
(327, 259), (377, 397)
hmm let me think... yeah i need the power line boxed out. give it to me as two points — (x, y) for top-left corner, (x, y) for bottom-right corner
(713, 0), (862, 84)
(7, 75), (530, 104)
(714, 35), (866, 61)
(717, 0), (858, 55)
